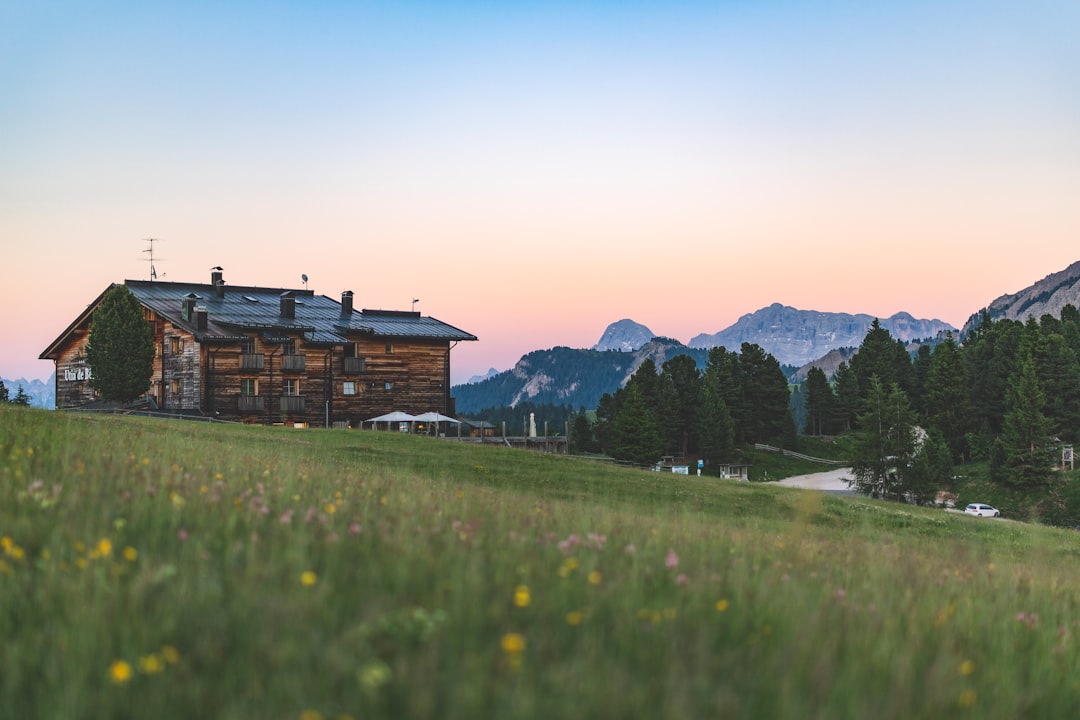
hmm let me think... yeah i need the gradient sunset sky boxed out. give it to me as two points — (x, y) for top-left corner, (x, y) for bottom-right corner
(3, 1), (1078, 385)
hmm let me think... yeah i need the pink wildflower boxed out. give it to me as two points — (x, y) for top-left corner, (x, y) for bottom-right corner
(675, 573), (689, 586)
(665, 549), (679, 570)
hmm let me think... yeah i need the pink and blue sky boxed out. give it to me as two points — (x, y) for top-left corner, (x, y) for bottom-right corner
(2, 1), (1078, 385)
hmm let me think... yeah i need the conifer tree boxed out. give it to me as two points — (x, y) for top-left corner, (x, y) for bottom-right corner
(849, 378), (919, 500)
(0, 379), (8, 403)
(697, 378), (735, 465)
(611, 384), (664, 466)
(924, 334), (971, 460)
(12, 385), (31, 406)
(86, 285), (156, 404)
(803, 367), (836, 435)
(996, 354), (1054, 488)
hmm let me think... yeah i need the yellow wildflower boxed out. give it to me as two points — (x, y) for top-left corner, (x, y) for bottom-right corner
(958, 689), (977, 708)
(109, 660), (133, 684)
(959, 660), (975, 676)
(566, 611), (585, 626)
(501, 632), (526, 654)
(123, 547), (138, 562)
(301, 570), (318, 586)
(161, 645), (180, 664)
(97, 538), (113, 557)
(587, 570), (602, 585)
(139, 654), (164, 675)
(715, 599), (730, 612)
(324, 503), (337, 515)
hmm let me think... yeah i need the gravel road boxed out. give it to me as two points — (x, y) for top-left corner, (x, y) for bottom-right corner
(775, 467), (855, 493)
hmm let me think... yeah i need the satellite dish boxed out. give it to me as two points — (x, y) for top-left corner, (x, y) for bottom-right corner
(302, 274), (308, 283)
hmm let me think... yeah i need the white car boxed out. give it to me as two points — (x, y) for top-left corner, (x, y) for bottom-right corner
(964, 503), (1000, 518)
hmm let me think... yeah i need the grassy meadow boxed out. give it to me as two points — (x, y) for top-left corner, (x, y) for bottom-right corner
(2, 404), (1079, 719)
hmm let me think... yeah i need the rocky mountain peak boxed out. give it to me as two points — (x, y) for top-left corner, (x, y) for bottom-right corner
(593, 319), (655, 352)
(962, 260), (1080, 334)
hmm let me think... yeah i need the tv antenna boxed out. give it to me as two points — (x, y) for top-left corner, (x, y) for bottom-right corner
(302, 273), (309, 290)
(412, 298), (420, 311)
(143, 238), (166, 281)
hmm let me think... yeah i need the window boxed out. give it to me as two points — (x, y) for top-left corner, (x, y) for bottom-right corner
(284, 378), (299, 396)
(282, 340), (296, 355)
(241, 338), (256, 355)
(240, 378), (258, 396)
(385, 343), (393, 354)
(170, 379), (180, 394)
(169, 337), (184, 354)
(343, 381), (356, 396)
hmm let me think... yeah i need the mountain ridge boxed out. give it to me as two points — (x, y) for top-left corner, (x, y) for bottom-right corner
(454, 259), (1080, 415)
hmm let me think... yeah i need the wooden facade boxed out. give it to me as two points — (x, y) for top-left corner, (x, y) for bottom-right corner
(41, 273), (477, 427)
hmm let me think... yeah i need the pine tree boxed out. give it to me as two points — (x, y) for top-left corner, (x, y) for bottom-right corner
(907, 429), (953, 505)
(803, 367), (836, 436)
(738, 342), (791, 444)
(923, 334), (971, 460)
(86, 285), (156, 404)
(997, 354), (1054, 488)
(697, 378), (735, 466)
(12, 385), (31, 406)
(833, 361), (859, 432)
(610, 384), (664, 466)
(1031, 331), (1080, 443)
(659, 354), (701, 457)
(849, 378), (920, 500)
(0, 379), (8, 403)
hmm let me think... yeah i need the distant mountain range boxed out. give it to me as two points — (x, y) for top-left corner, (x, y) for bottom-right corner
(592, 306), (956, 368)
(0, 373), (55, 409)
(455, 259), (1080, 414)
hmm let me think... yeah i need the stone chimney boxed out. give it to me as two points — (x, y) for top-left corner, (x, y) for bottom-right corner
(280, 291), (295, 320)
(341, 290), (354, 315)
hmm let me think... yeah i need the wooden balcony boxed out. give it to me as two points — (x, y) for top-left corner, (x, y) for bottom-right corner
(281, 355), (306, 372)
(237, 395), (265, 413)
(343, 357), (365, 375)
(240, 353), (265, 371)
(280, 395), (306, 413)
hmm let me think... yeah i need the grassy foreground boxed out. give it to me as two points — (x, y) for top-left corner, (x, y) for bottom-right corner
(2, 406), (1079, 719)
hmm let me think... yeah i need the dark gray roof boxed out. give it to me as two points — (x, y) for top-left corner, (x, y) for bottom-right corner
(126, 280), (477, 345)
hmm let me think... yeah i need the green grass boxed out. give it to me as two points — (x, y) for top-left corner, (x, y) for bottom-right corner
(3, 405), (1079, 719)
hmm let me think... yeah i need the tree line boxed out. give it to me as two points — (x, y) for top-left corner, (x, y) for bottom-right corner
(0, 380), (33, 407)
(568, 306), (1080, 504)
(571, 343), (796, 466)
(804, 309), (1080, 503)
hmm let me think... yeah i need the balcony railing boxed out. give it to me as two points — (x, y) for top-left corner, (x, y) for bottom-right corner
(240, 353), (265, 371)
(237, 395), (265, 413)
(343, 357), (365, 375)
(280, 395), (306, 413)
(281, 355), (306, 372)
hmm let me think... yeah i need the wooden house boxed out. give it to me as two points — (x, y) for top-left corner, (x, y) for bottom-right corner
(40, 270), (477, 426)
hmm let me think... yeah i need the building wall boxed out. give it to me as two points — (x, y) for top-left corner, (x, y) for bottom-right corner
(202, 335), (452, 427)
(53, 331), (97, 408)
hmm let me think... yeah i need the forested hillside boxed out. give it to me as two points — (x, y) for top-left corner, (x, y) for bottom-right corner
(453, 340), (711, 414)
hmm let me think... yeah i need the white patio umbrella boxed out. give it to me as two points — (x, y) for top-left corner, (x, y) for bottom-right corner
(364, 411), (417, 430)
